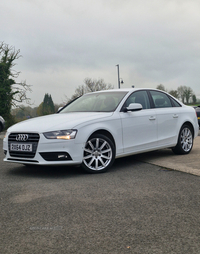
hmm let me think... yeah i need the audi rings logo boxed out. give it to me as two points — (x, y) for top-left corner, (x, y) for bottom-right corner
(16, 134), (29, 142)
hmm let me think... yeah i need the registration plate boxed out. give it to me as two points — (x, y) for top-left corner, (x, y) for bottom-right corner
(10, 143), (32, 152)
(198, 117), (200, 120)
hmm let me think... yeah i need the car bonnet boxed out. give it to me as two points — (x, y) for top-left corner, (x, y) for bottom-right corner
(7, 112), (113, 133)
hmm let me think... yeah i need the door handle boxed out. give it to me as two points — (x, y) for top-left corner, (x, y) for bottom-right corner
(149, 116), (156, 120)
(173, 114), (178, 118)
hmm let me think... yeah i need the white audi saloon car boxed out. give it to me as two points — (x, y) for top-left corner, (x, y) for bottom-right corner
(3, 88), (199, 173)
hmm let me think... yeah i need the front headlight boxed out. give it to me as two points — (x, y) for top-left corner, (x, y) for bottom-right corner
(43, 129), (77, 140)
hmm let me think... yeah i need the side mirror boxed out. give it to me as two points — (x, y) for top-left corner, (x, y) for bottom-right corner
(124, 103), (143, 112)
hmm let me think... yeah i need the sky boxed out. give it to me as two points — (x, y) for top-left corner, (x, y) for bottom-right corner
(1, 0), (200, 106)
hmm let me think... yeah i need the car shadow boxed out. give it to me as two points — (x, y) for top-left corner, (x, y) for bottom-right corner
(7, 152), (157, 179)
(7, 164), (85, 178)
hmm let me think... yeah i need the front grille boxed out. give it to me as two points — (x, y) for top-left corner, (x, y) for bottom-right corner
(8, 133), (40, 142)
(8, 133), (40, 159)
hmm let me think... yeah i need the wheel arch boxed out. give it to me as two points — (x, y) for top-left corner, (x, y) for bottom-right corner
(173, 121), (195, 147)
(88, 129), (116, 150)
(181, 121), (194, 137)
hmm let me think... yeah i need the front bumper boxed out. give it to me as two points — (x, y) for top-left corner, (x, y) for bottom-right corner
(3, 133), (84, 166)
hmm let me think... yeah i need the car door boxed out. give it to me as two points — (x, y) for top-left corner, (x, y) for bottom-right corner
(119, 90), (157, 154)
(149, 90), (181, 147)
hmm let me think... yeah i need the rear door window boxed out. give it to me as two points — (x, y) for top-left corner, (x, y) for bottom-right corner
(149, 91), (172, 108)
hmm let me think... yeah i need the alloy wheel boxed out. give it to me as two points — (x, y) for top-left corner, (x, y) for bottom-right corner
(180, 127), (193, 152)
(83, 137), (113, 171)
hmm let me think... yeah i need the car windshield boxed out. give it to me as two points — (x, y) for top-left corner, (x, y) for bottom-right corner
(60, 91), (128, 113)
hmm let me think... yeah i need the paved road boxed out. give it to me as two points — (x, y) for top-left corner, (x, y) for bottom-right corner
(0, 142), (200, 254)
(137, 135), (200, 177)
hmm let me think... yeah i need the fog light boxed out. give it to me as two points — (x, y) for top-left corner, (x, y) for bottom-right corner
(58, 154), (68, 159)
(40, 152), (72, 161)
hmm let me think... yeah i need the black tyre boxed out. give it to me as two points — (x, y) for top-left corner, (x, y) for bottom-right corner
(81, 134), (115, 173)
(172, 124), (193, 155)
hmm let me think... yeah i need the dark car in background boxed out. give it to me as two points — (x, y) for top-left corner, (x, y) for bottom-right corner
(194, 106), (200, 126)
(0, 116), (5, 132)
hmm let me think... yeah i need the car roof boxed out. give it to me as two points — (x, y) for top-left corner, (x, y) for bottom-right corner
(85, 88), (161, 95)
(83, 88), (185, 107)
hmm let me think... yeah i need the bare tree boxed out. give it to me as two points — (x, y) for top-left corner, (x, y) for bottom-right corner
(192, 94), (197, 104)
(177, 86), (194, 104)
(156, 84), (166, 91)
(66, 78), (113, 102)
(0, 42), (32, 126)
(184, 86), (193, 104)
(177, 86), (186, 103)
(168, 90), (179, 99)
(84, 78), (113, 92)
